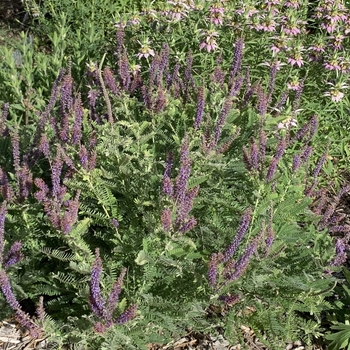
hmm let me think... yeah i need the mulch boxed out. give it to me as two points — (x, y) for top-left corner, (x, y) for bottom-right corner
(0, 316), (325, 350)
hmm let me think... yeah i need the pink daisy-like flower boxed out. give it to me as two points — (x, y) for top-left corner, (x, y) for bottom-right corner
(199, 30), (219, 53)
(277, 116), (298, 129)
(287, 45), (304, 67)
(323, 57), (341, 71)
(287, 77), (301, 91)
(324, 81), (348, 102)
(167, 0), (190, 21)
(287, 55), (304, 68)
(137, 39), (155, 60)
(257, 16), (277, 32)
(324, 90), (344, 102)
(284, 0), (300, 9)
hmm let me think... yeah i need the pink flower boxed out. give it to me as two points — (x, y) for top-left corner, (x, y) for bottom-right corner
(287, 45), (304, 67)
(287, 55), (304, 67)
(137, 39), (155, 60)
(323, 58), (341, 71)
(277, 117), (298, 129)
(324, 81), (348, 102)
(287, 77), (301, 91)
(284, 0), (301, 9)
(199, 30), (219, 53)
(324, 90), (344, 102)
(167, 0), (190, 21)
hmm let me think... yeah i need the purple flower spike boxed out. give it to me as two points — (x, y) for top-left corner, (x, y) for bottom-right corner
(4, 241), (23, 269)
(194, 85), (205, 130)
(313, 153), (327, 178)
(266, 157), (278, 182)
(51, 151), (63, 198)
(116, 303), (137, 324)
(0, 201), (7, 264)
(71, 94), (84, 145)
(223, 208), (252, 263)
(0, 269), (21, 309)
(38, 134), (50, 158)
(161, 208), (172, 232)
(225, 238), (259, 282)
(106, 267), (127, 324)
(89, 248), (106, 319)
(174, 135), (191, 205)
(230, 38), (244, 81)
(208, 253), (218, 288)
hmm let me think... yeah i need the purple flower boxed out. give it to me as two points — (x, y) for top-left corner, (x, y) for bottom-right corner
(179, 216), (197, 233)
(230, 38), (244, 81)
(225, 238), (259, 282)
(266, 158), (278, 182)
(313, 153), (327, 178)
(71, 95), (84, 145)
(79, 145), (89, 169)
(11, 127), (20, 173)
(208, 253), (218, 288)
(183, 51), (194, 102)
(162, 176), (173, 198)
(273, 90), (289, 115)
(194, 85), (205, 130)
(292, 154), (302, 172)
(329, 239), (347, 266)
(103, 66), (119, 96)
(116, 304), (137, 324)
(265, 221), (274, 256)
(256, 84), (268, 117)
(4, 241), (23, 269)
(88, 151), (97, 171)
(223, 208), (252, 263)
(267, 61), (278, 103)
(275, 137), (286, 160)
(0, 168), (15, 202)
(229, 74), (245, 97)
(89, 248), (106, 319)
(164, 152), (174, 177)
(161, 208), (172, 232)
(0, 269), (21, 309)
(250, 139), (259, 171)
(0, 201), (7, 265)
(210, 97), (233, 150)
(174, 135), (191, 205)
(38, 133), (50, 158)
(60, 73), (73, 113)
(175, 186), (199, 228)
(51, 151), (63, 197)
(106, 267), (127, 325)
(155, 87), (167, 113)
(14, 309), (41, 339)
(38, 69), (65, 131)
(61, 190), (80, 234)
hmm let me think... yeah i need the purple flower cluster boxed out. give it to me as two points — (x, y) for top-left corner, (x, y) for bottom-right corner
(0, 270), (42, 338)
(89, 248), (137, 331)
(161, 135), (199, 234)
(34, 165), (80, 235)
(208, 210), (268, 296)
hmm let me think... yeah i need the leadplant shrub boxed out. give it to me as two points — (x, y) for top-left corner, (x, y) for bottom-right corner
(1, 1), (350, 348)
